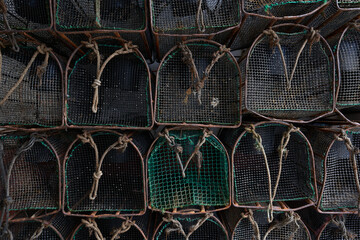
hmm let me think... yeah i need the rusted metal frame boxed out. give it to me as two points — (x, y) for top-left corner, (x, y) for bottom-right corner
(316, 214), (357, 240)
(62, 130), (147, 218)
(243, 23), (337, 123)
(154, 38), (242, 128)
(64, 35), (154, 130)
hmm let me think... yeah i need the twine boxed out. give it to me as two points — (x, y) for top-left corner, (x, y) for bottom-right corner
(0, 0), (19, 52)
(332, 215), (357, 240)
(241, 210), (261, 240)
(30, 223), (47, 240)
(196, 0), (206, 33)
(82, 218), (104, 240)
(95, 0), (101, 28)
(263, 212), (301, 240)
(110, 218), (135, 240)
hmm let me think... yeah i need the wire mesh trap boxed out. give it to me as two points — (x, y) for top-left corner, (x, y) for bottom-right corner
(231, 210), (311, 240)
(153, 213), (228, 240)
(220, 122), (316, 220)
(318, 214), (360, 240)
(63, 130), (150, 218)
(305, 127), (360, 214)
(242, 23), (335, 122)
(0, 42), (64, 129)
(147, 128), (230, 214)
(65, 37), (153, 129)
(0, 133), (61, 238)
(155, 39), (241, 127)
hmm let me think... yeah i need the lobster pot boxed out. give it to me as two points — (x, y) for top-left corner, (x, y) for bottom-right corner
(0, 134), (61, 220)
(66, 39), (153, 129)
(156, 39), (241, 127)
(153, 214), (228, 240)
(147, 129), (230, 213)
(243, 24), (335, 122)
(318, 215), (360, 240)
(305, 127), (360, 214)
(64, 130), (151, 217)
(220, 122), (316, 210)
(0, 44), (63, 128)
(0, 0), (52, 31)
(230, 0), (328, 50)
(232, 210), (311, 240)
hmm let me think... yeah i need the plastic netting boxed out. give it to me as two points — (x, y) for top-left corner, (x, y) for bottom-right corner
(244, 25), (334, 121)
(319, 215), (360, 240)
(0, 45), (63, 128)
(64, 131), (146, 215)
(0, 0), (52, 31)
(55, 0), (146, 31)
(156, 41), (241, 127)
(337, 25), (360, 108)
(148, 129), (230, 213)
(66, 42), (152, 128)
(150, 0), (241, 34)
(154, 214), (228, 240)
(232, 211), (311, 240)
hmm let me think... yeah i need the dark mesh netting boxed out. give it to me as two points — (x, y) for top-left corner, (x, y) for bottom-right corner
(0, 0), (52, 31)
(64, 131), (145, 215)
(154, 214), (228, 240)
(0, 45), (63, 128)
(230, 123), (315, 209)
(150, 0), (241, 34)
(156, 40), (241, 127)
(336, 26), (360, 108)
(244, 26), (334, 121)
(148, 129), (230, 213)
(55, 0), (146, 31)
(232, 210), (311, 240)
(319, 215), (360, 240)
(66, 42), (152, 128)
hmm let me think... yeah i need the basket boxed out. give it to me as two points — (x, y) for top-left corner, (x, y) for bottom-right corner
(318, 214), (360, 240)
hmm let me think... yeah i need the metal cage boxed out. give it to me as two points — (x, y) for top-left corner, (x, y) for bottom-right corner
(63, 130), (152, 218)
(305, 126), (360, 214)
(318, 214), (360, 240)
(242, 23), (335, 123)
(155, 39), (241, 128)
(220, 122), (317, 221)
(147, 128), (231, 214)
(0, 41), (64, 130)
(65, 36), (153, 129)
(153, 213), (228, 240)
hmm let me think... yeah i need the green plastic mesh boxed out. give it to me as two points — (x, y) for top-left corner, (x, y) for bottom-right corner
(156, 42), (241, 126)
(148, 130), (230, 212)
(55, 0), (146, 31)
(319, 215), (360, 240)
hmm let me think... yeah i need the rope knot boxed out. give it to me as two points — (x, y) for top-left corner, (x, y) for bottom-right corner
(110, 218), (135, 240)
(81, 39), (97, 50)
(78, 132), (93, 144)
(93, 171), (103, 180)
(92, 79), (101, 89)
(36, 44), (52, 55)
(82, 219), (104, 240)
(114, 135), (132, 153)
(332, 216), (358, 240)
(263, 29), (280, 49)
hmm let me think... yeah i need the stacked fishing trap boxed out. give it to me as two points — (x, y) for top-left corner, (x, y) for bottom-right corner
(0, 0), (359, 239)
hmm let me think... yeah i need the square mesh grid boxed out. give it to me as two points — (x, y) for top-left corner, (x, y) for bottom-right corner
(319, 215), (360, 240)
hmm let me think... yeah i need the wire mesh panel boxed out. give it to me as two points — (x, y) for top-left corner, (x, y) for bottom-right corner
(147, 128), (230, 214)
(0, 42), (63, 129)
(63, 130), (148, 217)
(66, 37), (153, 129)
(243, 24), (335, 122)
(156, 39), (241, 127)
(318, 215), (360, 240)
(0, 133), (61, 238)
(306, 127), (360, 214)
(153, 213), (228, 240)
(232, 210), (311, 240)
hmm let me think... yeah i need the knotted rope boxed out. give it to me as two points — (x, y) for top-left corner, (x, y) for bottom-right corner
(0, 44), (52, 106)
(334, 129), (360, 215)
(110, 218), (135, 240)
(332, 215), (358, 240)
(180, 42), (230, 104)
(82, 39), (138, 113)
(196, 0), (206, 33)
(163, 213), (213, 240)
(95, 0), (101, 28)
(245, 124), (299, 223)
(0, 0), (19, 52)
(263, 212), (301, 240)
(82, 218), (104, 240)
(30, 223), (48, 240)
(263, 27), (320, 90)
(241, 210), (261, 240)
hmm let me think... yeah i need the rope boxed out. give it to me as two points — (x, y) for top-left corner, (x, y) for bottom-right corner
(82, 218), (104, 240)
(94, 0), (101, 28)
(196, 0), (206, 33)
(332, 215), (358, 240)
(335, 129), (360, 215)
(82, 39), (138, 113)
(0, 0), (19, 52)
(110, 218), (135, 240)
(263, 28), (320, 90)
(0, 44), (52, 106)
(241, 210), (261, 240)
(350, 20), (360, 31)
(263, 212), (301, 240)
(30, 223), (47, 240)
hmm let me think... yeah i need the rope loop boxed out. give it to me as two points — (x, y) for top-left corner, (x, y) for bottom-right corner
(82, 218), (104, 240)
(332, 215), (358, 240)
(110, 218), (135, 240)
(241, 210), (261, 240)
(196, 0), (206, 33)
